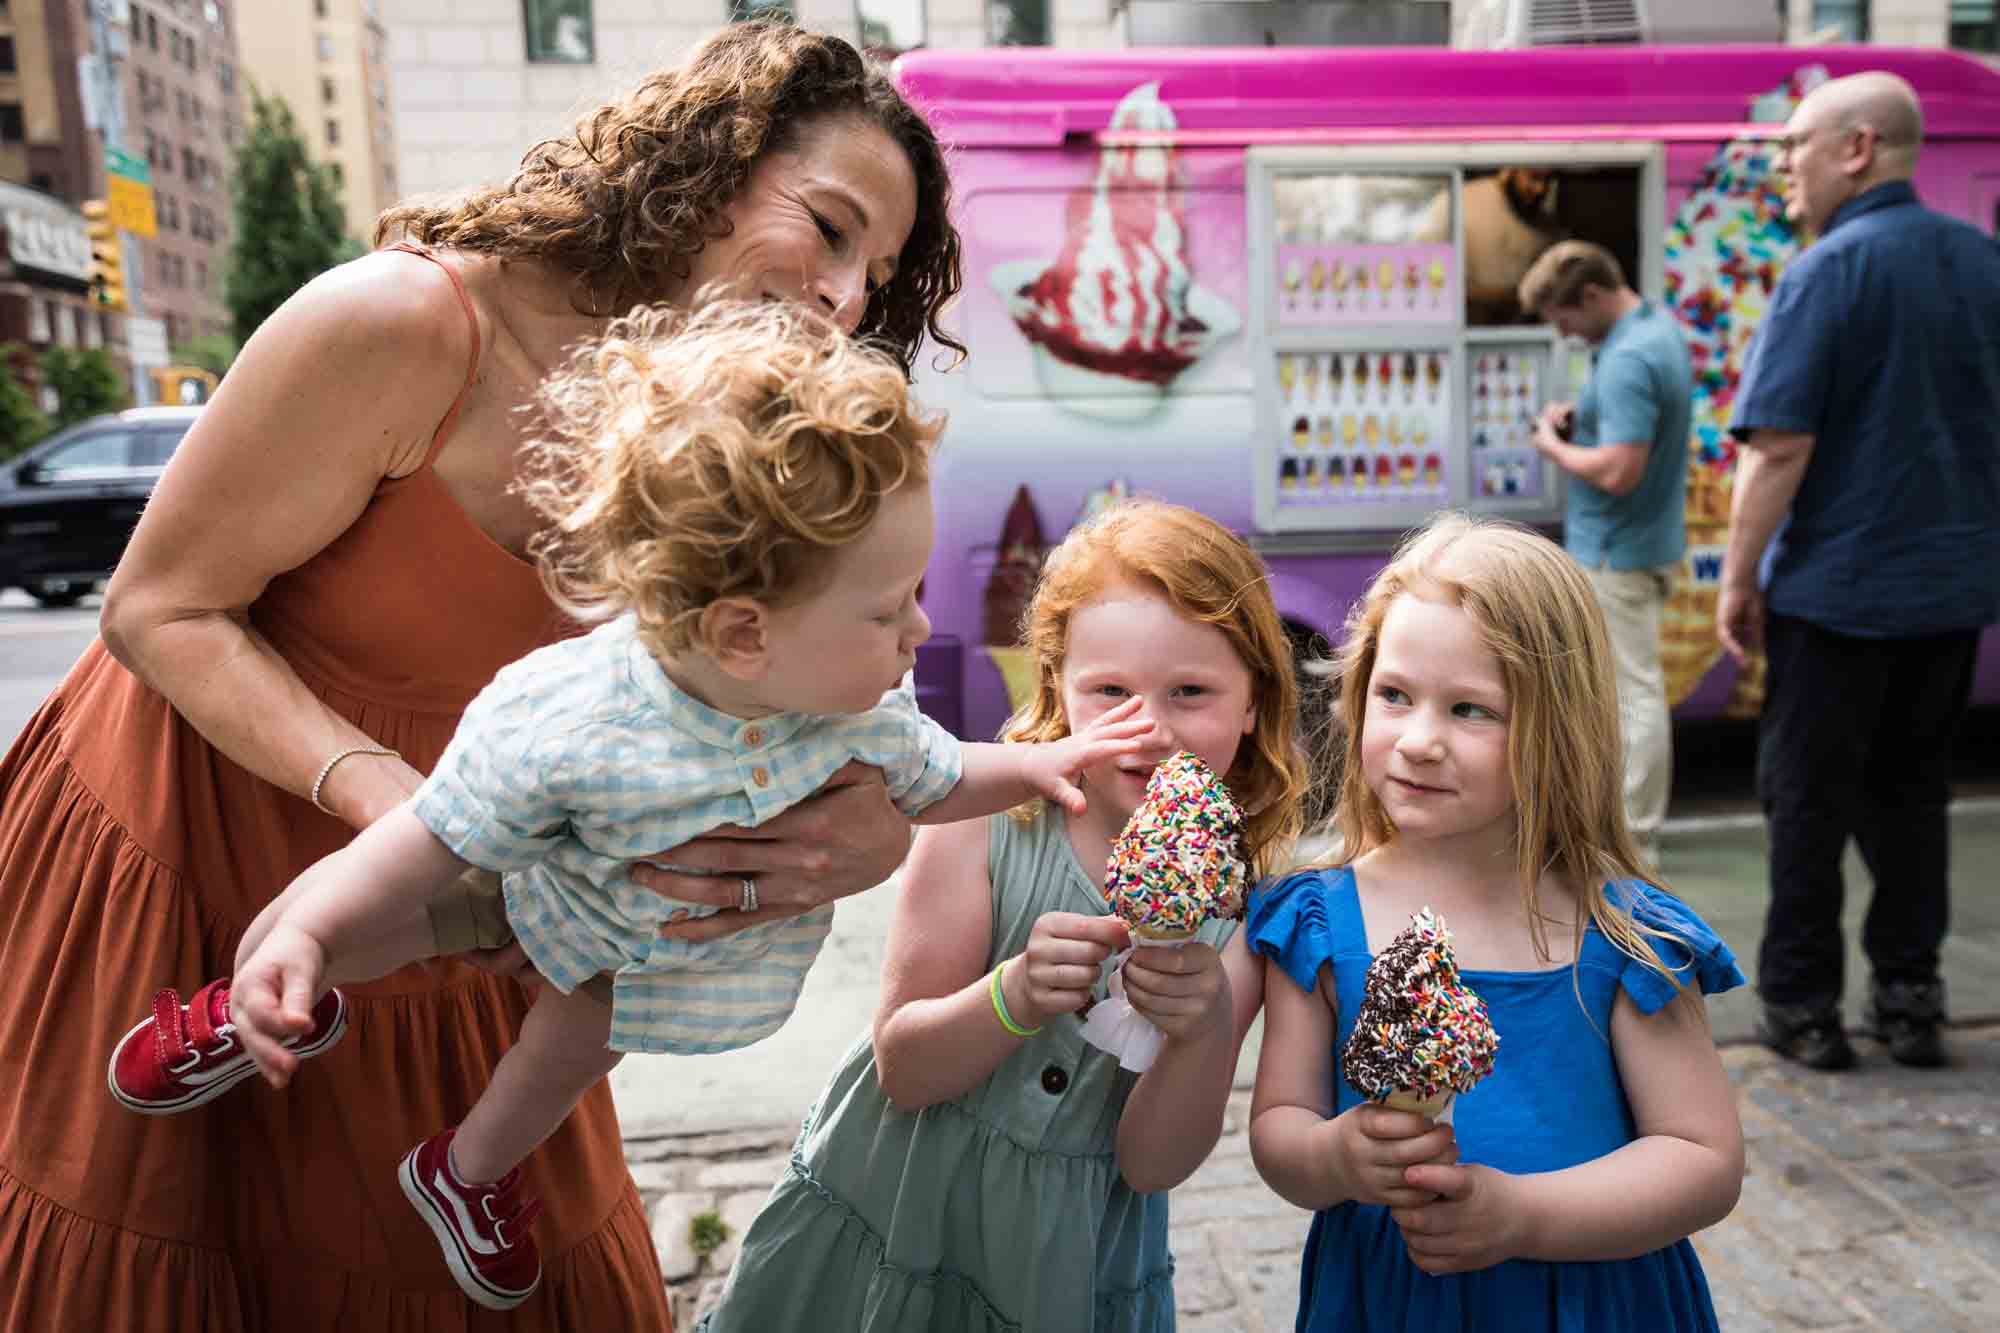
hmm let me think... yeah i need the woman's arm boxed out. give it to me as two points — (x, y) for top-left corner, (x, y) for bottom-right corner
(871, 818), (1127, 1110)
(1250, 956), (1455, 1212)
(1397, 989), (1744, 1272)
(1114, 930), (1262, 1193)
(99, 251), (472, 830)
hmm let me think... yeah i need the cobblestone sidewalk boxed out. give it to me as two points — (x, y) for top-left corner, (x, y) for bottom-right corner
(629, 1026), (2000, 1330)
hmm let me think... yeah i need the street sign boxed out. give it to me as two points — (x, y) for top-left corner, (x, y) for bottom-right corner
(104, 145), (157, 238)
(125, 315), (168, 370)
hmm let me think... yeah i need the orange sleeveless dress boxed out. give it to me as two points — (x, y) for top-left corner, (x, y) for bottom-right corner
(0, 249), (672, 1331)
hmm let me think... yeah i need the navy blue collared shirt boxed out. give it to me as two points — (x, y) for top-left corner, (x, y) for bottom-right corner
(1729, 180), (2000, 637)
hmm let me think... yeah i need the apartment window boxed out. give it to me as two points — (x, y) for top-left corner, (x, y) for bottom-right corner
(219, 61), (235, 95)
(182, 146), (196, 179)
(524, 0), (593, 62)
(856, 0), (923, 51)
(147, 12), (159, 50)
(322, 76), (337, 105)
(0, 102), (22, 143)
(0, 36), (16, 73)
(1811, 0), (1867, 40)
(729, 0), (794, 17)
(196, 260), (206, 290)
(1952, 1), (1998, 50)
(325, 118), (340, 147)
(168, 29), (182, 62)
(317, 33), (334, 61)
(176, 89), (189, 120)
(27, 299), (48, 343)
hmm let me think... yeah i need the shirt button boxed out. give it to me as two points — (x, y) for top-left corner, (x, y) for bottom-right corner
(752, 767), (770, 788)
(743, 726), (763, 747)
(1040, 1065), (1068, 1095)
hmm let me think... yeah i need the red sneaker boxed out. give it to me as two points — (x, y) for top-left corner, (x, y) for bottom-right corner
(397, 1128), (544, 1311)
(106, 978), (348, 1115)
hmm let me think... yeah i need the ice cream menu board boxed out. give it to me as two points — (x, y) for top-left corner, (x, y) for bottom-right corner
(1468, 346), (1548, 501)
(1271, 172), (1458, 329)
(1273, 346), (1452, 509)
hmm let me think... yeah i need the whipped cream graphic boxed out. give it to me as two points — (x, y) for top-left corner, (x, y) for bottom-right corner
(993, 82), (1239, 416)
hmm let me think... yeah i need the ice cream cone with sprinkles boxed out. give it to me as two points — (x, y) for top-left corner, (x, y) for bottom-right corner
(1341, 907), (1499, 1119)
(1104, 751), (1249, 943)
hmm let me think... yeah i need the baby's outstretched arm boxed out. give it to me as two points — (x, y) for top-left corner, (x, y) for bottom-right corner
(1249, 956), (1459, 1213)
(231, 804), (467, 1084)
(916, 697), (1154, 825)
(1395, 988), (1744, 1273)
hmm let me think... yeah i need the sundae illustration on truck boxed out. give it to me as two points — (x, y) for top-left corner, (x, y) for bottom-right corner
(896, 44), (2000, 745)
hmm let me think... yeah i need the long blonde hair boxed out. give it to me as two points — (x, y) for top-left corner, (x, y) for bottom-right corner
(1333, 512), (1684, 988)
(518, 298), (941, 657)
(1000, 500), (1308, 879)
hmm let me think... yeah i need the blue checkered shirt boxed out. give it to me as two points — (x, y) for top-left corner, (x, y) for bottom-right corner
(410, 613), (961, 1053)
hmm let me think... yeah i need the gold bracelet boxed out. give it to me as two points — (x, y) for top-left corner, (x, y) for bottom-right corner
(309, 744), (399, 815)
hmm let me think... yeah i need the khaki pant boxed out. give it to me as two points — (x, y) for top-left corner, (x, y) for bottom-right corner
(429, 867), (614, 1005)
(1584, 562), (1676, 865)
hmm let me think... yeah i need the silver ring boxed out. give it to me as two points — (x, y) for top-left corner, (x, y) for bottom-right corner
(739, 877), (758, 913)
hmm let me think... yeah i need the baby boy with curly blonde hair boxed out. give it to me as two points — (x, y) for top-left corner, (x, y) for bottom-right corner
(108, 300), (1150, 1310)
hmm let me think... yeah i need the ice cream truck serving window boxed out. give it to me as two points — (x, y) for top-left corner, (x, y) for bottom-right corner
(894, 45), (2000, 749)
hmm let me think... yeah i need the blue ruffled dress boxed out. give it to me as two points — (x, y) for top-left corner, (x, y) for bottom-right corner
(1246, 867), (1744, 1333)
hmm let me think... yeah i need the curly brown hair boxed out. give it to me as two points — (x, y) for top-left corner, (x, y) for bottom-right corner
(374, 20), (962, 376)
(519, 298), (942, 658)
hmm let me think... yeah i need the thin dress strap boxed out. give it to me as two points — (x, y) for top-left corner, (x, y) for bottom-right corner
(384, 241), (481, 470)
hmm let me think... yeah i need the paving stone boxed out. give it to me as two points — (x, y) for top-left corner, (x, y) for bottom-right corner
(693, 1153), (790, 1191)
(1848, 1159), (1975, 1228)
(1177, 1151), (1263, 1191)
(1694, 1209), (1858, 1328)
(702, 1190), (770, 1275)
(1739, 1133), (1910, 1253)
(647, 1191), (714, 1283)
(1170, 1233), (1233, 1315)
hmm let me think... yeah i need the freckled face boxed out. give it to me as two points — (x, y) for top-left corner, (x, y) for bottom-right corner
(1359, 593), (1516, 848)
(1059, 583), (1258, 835)
(672, 114), (919, 334)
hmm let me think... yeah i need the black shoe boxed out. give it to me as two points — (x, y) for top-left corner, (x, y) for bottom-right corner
(1865, 979), (1948, 1068)
(1756, 1002), (1856, 1071)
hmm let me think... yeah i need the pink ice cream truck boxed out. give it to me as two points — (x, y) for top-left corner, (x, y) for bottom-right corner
(893, 44), (2000, 744)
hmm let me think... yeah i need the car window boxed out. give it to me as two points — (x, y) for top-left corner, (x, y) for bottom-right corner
(132, 424), (191, 469)
(38, 430), (137, 478)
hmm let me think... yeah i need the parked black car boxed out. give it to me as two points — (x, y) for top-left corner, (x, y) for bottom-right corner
(0, 406), (201, 607)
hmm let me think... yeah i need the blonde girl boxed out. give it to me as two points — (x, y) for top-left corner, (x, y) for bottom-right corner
(700, 499), (1309, 1333)
(1248, 512), (1744, 1332)
(108, 301), (1149, 1312)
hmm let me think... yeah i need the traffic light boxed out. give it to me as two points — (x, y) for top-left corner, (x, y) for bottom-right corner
(82, 199), (127, 312)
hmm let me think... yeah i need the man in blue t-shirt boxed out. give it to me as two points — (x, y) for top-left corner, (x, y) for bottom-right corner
(1520, 240), (1693, 867)
(1724, 72), (2000, 1072)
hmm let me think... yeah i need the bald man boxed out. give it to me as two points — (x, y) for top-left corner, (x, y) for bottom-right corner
(1722, 72), (2000, 1071)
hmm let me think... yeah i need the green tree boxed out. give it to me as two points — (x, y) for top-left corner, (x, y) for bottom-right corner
(225, 87), (349, 346)
(170, 332), (240, 379)
(38, 345), (129, 428)
(0, 344), (50, 460)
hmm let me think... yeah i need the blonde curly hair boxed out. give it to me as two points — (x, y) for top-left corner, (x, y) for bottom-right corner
(519, 298), (943, 657)
(1000, 500), (1309, 880)
(374, 20), (963, 376)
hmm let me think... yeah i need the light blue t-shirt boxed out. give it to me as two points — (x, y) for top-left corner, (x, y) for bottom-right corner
(1567, 299), (1694, 571)
(410, 613), (962, 1054)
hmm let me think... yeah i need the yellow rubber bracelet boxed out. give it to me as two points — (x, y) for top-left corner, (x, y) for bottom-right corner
(990, 959), (1042, 1038)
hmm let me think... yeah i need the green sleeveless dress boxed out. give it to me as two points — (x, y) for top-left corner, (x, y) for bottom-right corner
(698, 806), (1234, 1333)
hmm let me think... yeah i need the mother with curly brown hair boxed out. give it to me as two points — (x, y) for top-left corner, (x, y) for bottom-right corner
(0, 21), (960, 1331)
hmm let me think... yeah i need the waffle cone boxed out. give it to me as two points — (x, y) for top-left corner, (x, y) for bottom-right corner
(1382, 1089), (1453, 1119)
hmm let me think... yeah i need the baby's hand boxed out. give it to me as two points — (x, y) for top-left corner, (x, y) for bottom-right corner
(1122, 941), (1229, 1044)
(228, 922), (330, 1088)
(1391, 1162), (1522, 1274)
(1004, 911), (1131, 1030)
(1323, 1103), (1460, 1209)
(1016, 697), (1155, 815)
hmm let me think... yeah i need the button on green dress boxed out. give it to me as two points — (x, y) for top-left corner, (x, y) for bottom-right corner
(698, 806), (1233, 1333)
